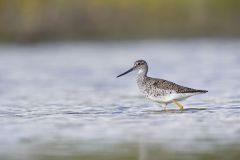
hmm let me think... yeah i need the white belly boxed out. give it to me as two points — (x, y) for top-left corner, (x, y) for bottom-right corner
(146, 92), (199, 104)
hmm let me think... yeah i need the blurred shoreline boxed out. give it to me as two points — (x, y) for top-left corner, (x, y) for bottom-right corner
(0, 0), (240, 43)
(0, 38), (239, 46)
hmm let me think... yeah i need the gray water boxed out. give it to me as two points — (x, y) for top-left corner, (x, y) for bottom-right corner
(0, 40), (240, 160)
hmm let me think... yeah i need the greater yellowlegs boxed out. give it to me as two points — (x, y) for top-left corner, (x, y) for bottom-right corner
(117, 60), (207, 110)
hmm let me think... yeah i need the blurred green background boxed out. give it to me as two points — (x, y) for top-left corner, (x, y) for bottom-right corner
(0, 0), (240, 42)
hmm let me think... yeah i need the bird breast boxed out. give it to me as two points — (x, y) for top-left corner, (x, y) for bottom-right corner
(136, 76), (185, 103)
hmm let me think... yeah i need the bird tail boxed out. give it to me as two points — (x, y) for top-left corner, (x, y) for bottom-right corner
(196, 90), (208, 94)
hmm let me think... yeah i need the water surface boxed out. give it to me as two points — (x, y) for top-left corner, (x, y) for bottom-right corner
(0, 40), (240, 160)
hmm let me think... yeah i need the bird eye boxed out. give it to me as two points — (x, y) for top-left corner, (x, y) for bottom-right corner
(137, 63), (141, 65)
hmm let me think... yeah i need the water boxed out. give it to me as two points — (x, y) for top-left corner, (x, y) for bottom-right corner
(0, 40), (240, 160)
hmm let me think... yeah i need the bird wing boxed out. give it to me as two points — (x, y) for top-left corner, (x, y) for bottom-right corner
(148, 78), (207, 93)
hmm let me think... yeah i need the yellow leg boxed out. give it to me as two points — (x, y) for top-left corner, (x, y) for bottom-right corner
(172, 99), (184, 110)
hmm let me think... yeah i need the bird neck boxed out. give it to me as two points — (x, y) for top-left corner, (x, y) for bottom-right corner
(137, 66), (148, 79)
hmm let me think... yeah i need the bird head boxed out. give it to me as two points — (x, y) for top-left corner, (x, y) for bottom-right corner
(117, 60), (148, 78)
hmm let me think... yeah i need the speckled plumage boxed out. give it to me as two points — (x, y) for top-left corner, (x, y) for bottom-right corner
(137, 75), (207, 104)
(117, 60), (208, 109)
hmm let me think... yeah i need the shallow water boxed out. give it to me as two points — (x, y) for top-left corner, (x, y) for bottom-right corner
(0, 40), (240, 160)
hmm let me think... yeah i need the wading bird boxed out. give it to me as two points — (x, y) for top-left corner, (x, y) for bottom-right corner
(117, 60), (207, 110)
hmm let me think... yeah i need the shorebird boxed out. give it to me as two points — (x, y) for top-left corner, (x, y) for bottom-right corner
(117, 60), (207, 110)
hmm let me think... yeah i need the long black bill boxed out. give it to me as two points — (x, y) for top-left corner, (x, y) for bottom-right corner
(116, 67), (134, 78)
